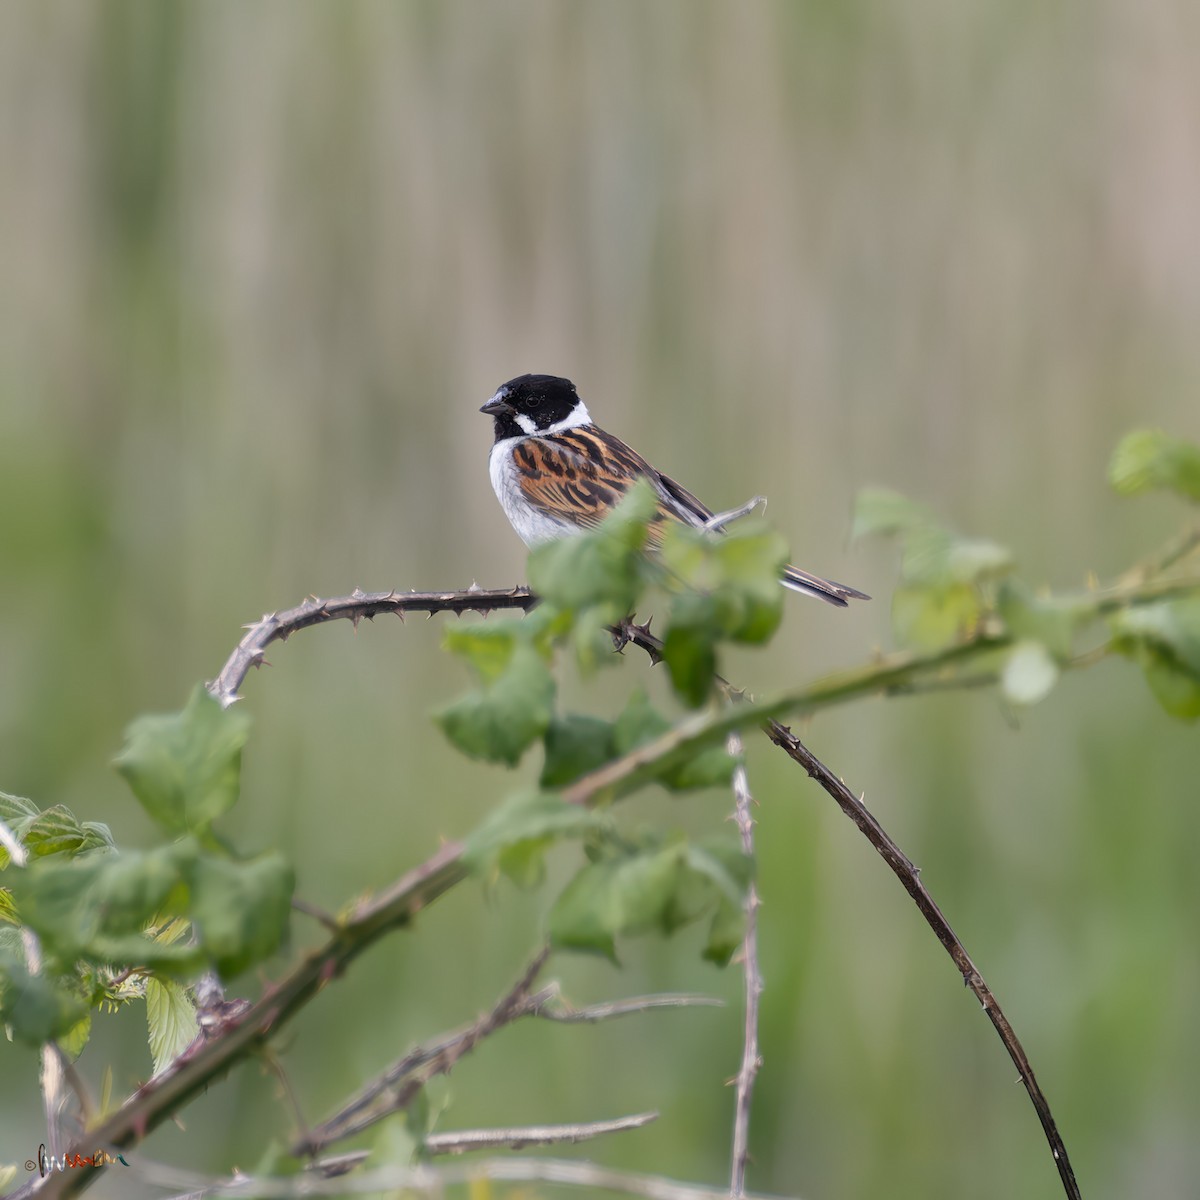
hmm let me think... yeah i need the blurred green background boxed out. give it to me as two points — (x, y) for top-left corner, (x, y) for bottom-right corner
(2, 2), (1198, 1198)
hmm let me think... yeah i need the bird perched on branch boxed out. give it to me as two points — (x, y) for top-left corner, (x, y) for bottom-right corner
(481, 374), (868, 607)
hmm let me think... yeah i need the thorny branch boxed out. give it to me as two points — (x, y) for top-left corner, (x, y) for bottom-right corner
(17, 569), (1149, 1199)
(296, 947), (555, 1156)
(297, 946), (720, 1157)
(118, 1151), (800, 1200)
(422, 1112), (659, 1156)
(726, 732), (762, 1198)
(615, 619), (1083, 1200)
(209, 587), (539, 706)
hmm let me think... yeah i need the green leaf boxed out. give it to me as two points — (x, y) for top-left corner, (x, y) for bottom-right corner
(997, 580), (1080, 659)
(1141, 654), (1200, 720)
(656, 522), (788, 706)
(528, 481), (659, 616)
(1112, 598), (1200, 720)
(612, 688), (671, 751)
(463, 789), (609, 886)
(661, 523), (787, 641)
(851, 487), (940, 539)
(891, 584), (980, 651)
(662, 597), (721, 708)
(0, 791), (38, 826)
(0, 791), (39, 870)
(709, 529), (789, 642)
(612, 690), (734, 791)
(9, 843), (199, 969)
(549, 845), (686, 961)
(187, 852), (294, 979)
(704, 896), (746, 966)
(0, 952), (88, 1044)
(541, 714), (616, 788)
(114, 685), (252, 836)
(146, 977), (199, 1075)
(1109, 429), (1200, 502)
(549, 836), (752, 963)
(442, 623), (520, 683)
(1001, 641), (1060, 706)
(853, 488), (1013, 592)
(59, 1012), (92, 1060)
(22, 806), (113, 860)
(435, 643), (556, 765)
(902, 527), (1013, 588)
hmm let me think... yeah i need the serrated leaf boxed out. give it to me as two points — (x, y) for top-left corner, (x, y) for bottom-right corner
(658, 523), (786, 706)
(611, 690), (733, 791)
(1109, 429), (1200, 502)
(1001, 641), (1060, 706)
(22, 805), (87, 859)
(114, 685), (252, 836)
(0, 791), (38, 826)
(0, 791), (39, 870)
(0, 952), (88, 1044)
(527, 481), (659, 616)
(59, 1012), (92, 1060)
(146, 977), (199, 1075)
(187, 852), (293, 979)
(549, 846), (685, 961)
(8, 843), (198, 969)
(435, 643), (556, 766)
(541, 714), (616, 788)
(463, 789), (608, 885)
(549, 837), (752, 963)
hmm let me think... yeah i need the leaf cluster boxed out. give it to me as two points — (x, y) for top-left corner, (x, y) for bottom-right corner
(437, 482), (787, 962)
(851, 429), (1200, 717)
(1, 687), (293, 1063)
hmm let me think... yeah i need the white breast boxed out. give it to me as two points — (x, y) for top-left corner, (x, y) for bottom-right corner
(488, 436), (580, 547)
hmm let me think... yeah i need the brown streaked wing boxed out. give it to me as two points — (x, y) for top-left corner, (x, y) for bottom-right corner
(514, 426), (706, 538)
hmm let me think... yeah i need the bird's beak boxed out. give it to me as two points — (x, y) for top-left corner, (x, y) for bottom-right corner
(480, 394), (512, 416)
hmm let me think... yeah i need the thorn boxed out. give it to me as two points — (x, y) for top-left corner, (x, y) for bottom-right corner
(394, 609), (405, 621)
(468, 581), (482, 592)
(351, 586), (365, 600)
(350, 612), (361, 631)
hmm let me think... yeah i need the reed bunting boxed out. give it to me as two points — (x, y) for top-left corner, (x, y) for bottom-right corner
(481, 374), (868, 607)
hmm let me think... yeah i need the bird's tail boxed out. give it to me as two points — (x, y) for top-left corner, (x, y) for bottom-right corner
(781, 564), (870, 607)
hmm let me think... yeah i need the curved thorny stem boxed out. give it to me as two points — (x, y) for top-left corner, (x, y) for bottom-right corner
(15, 583), (1083, 1200)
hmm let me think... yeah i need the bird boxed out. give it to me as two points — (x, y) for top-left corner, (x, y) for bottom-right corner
(480, 374), (869, 607)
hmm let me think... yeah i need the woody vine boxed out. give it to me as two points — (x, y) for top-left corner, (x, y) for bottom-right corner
(2, 428), (1200, 1200)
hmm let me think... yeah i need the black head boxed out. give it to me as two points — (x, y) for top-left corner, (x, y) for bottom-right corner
(480, 374), (587, 440)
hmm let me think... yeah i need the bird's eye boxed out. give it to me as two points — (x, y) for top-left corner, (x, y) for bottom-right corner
(526, 396), (542, 410)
